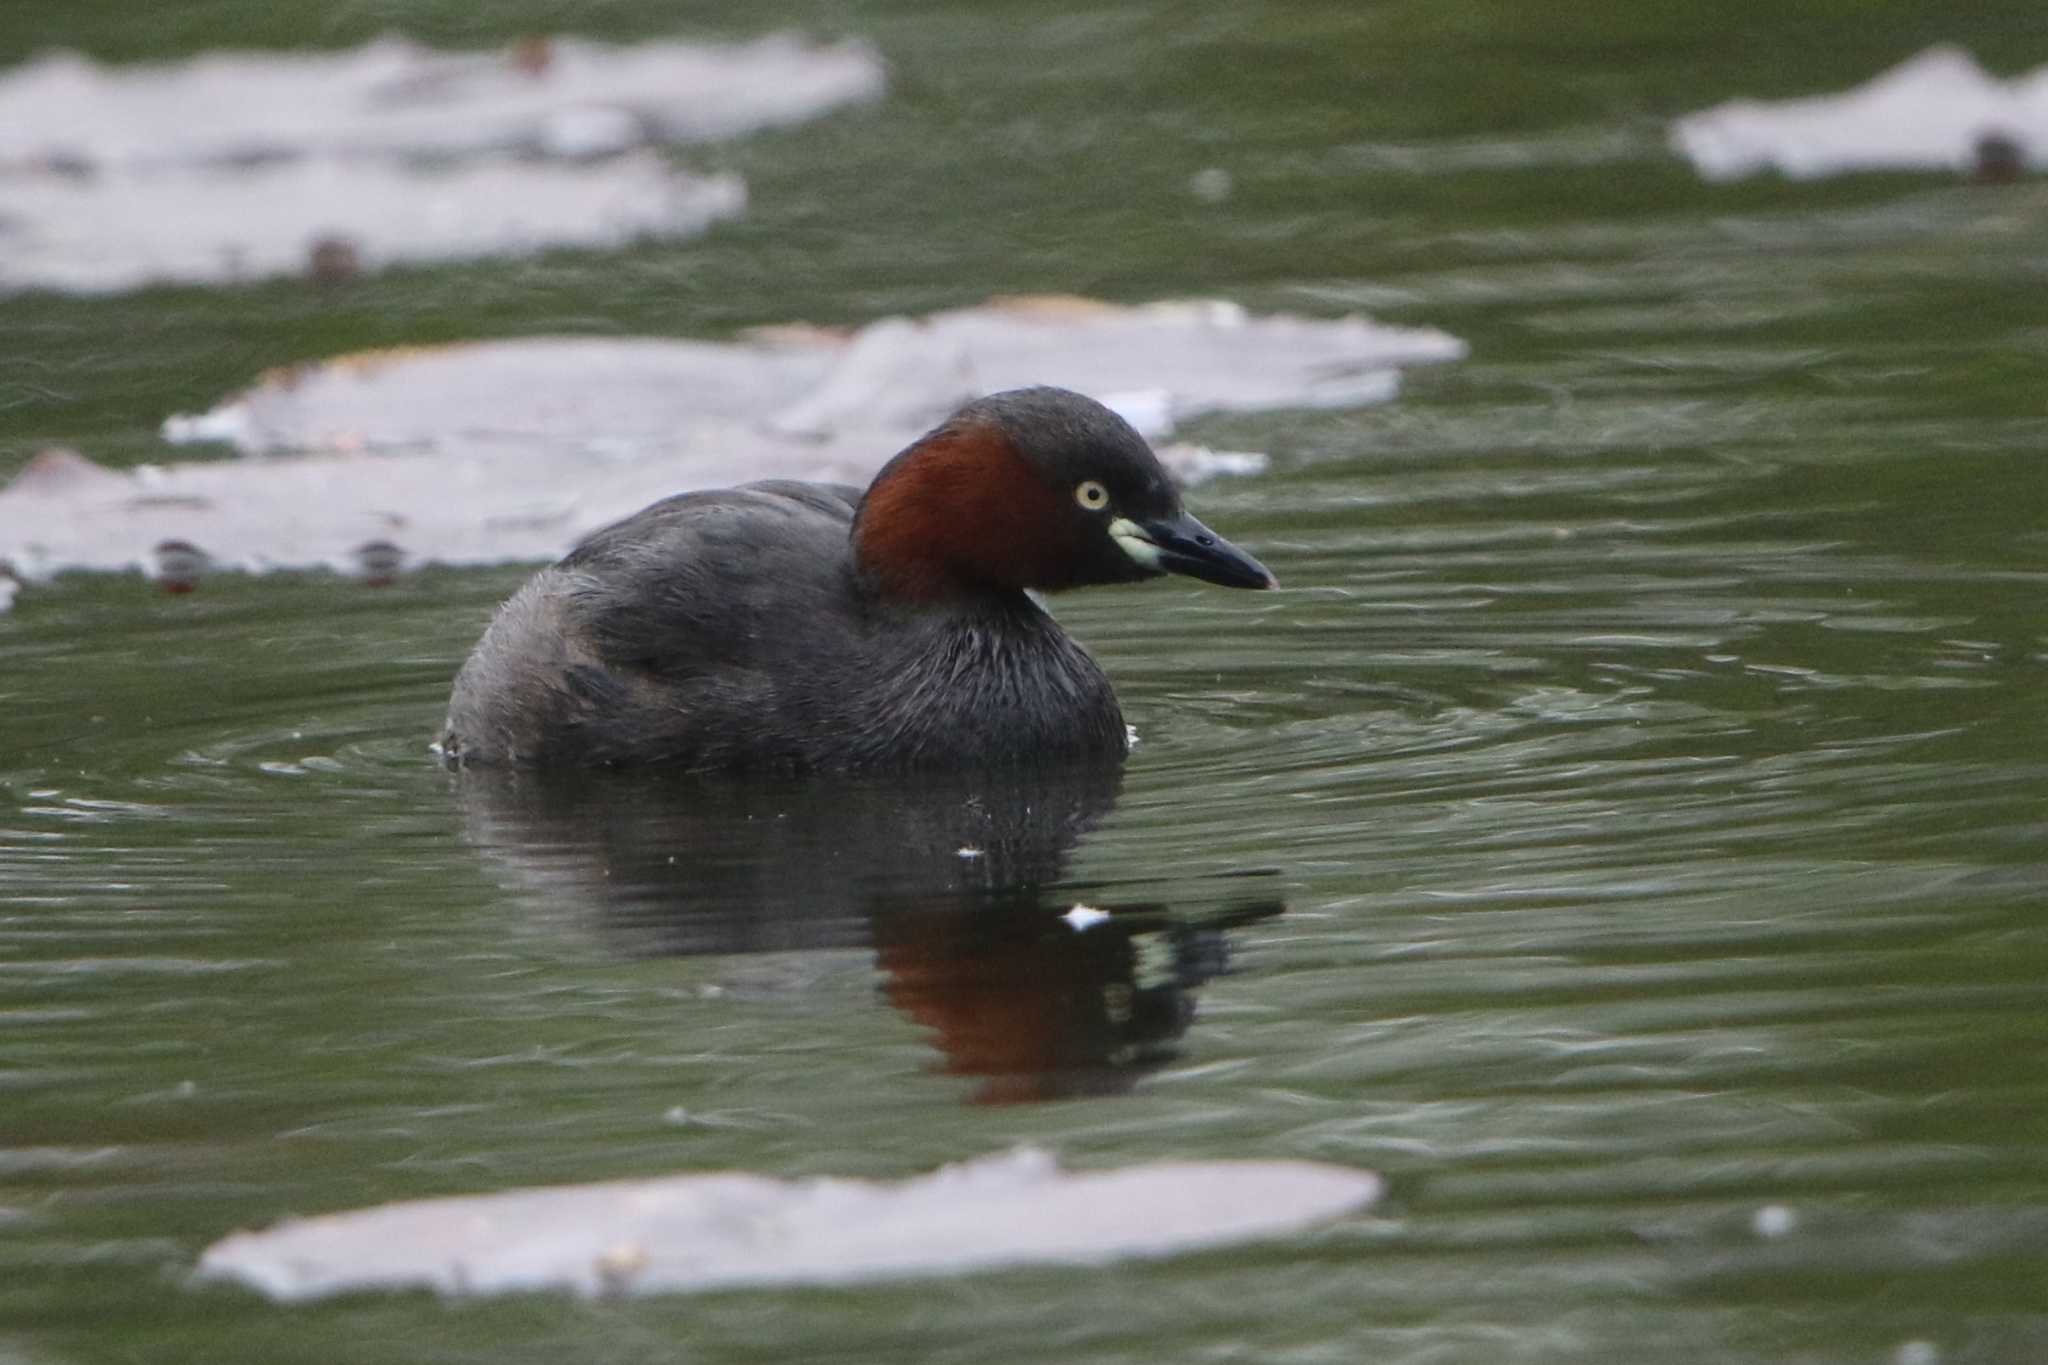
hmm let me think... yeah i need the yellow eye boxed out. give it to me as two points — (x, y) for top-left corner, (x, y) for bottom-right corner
(1074, 480), (1110, 511)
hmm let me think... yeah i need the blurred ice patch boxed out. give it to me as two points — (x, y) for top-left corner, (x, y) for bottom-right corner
(0, 34), (882, 292)
(0, 34), (885, 169)
(196, 1147), (1381, 1300)
(164, 295), (1461, 459)
(1, 296), (1465, 581)
(0, 155), (744, 295)
(1672, 45), (2048, 182)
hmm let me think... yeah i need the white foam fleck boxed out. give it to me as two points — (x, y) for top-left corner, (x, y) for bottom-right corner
(1751, 1203), (1797, 1239)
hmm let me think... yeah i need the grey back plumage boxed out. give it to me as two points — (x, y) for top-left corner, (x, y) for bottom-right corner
(441, 479), (1125, 770)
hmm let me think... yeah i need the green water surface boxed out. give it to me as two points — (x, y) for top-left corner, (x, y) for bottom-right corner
(3, 3), (2047, 1362)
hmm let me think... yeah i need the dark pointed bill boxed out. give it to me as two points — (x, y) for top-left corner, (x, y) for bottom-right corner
(1113, 511), (1277, 590)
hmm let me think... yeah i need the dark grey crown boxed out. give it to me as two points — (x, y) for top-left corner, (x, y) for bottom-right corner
(957, 387), (1179, 516)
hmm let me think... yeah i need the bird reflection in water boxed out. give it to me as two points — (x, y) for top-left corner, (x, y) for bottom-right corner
(452, 764), (1281, 1103)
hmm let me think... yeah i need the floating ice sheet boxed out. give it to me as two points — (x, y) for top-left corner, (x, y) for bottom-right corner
(166, 296), (1460, 456)
(0, 297), (1465, 582)
(0, 32), (880, 293)
(196, 1148), (1381, 1301)
(0, 154), (744, 295)
(0, 34), (886, 170)
(1672, 45), (2048, 182)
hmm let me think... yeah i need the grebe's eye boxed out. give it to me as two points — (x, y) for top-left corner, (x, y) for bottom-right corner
(1074, 480), (1110, 511)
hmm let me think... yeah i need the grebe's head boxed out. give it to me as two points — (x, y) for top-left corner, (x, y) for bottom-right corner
(853, 386), (1276, 602)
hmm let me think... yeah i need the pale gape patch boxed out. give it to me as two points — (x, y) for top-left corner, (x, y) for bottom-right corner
(1108, 517), (1163, 569)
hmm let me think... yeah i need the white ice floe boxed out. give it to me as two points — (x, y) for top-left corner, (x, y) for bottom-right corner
(166, 295), (1459, 457)
(196, 1147), (1381, 1301)
(0, 34), (885, 170)
(0, 33), (880, 293)
(1672, 45), (2048, 182)
(0, 296), (1465, 581)
(0, 154), (744, 295)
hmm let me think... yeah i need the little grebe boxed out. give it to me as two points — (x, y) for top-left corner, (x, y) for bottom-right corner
(439, 386), (1273, 769)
